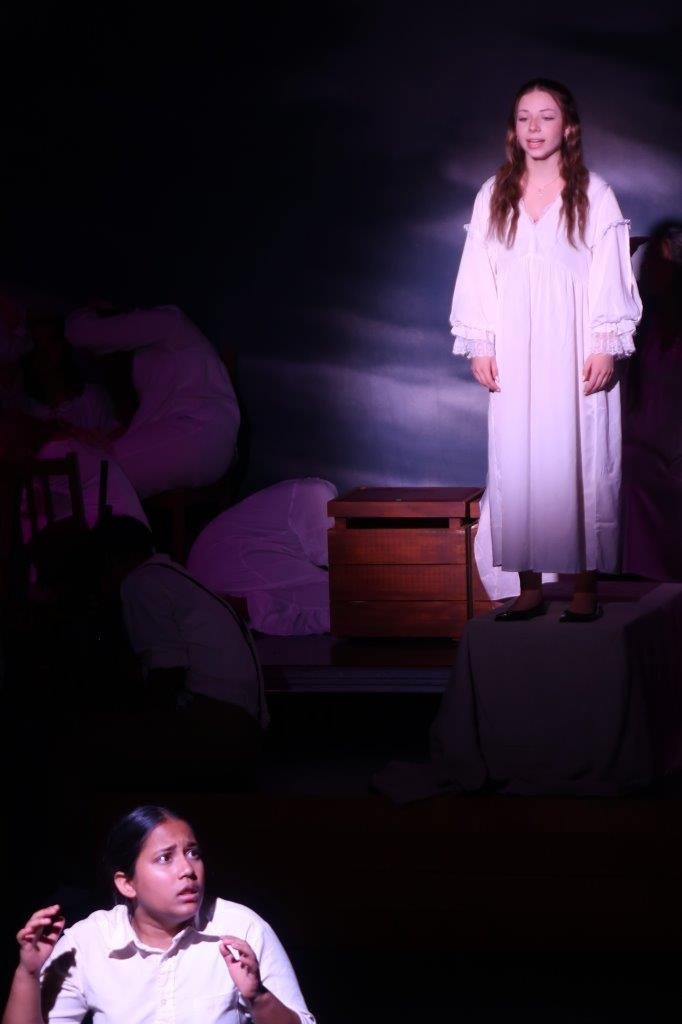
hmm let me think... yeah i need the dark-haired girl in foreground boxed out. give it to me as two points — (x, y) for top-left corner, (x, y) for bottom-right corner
(450, 78), (642, 621)
(3, 806), (315, 1024)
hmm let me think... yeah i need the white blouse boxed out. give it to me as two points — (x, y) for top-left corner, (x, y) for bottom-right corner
(40, 899), (315, 1024)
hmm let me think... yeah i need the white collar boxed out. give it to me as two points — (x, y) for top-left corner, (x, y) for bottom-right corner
(107, 900), (220, 958)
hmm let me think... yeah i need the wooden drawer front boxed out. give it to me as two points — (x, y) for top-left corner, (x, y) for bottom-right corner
(330, 564), (466, 602)
(328, 528), (466, 565)
(331, 600), (468, 638)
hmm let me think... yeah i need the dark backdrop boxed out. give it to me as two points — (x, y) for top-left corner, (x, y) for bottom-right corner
(1, 1), (680, 493)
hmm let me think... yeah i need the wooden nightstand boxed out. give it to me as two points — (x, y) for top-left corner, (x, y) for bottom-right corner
(327, 486), (491, 638)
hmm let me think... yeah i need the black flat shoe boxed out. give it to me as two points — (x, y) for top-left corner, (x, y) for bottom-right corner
(558, 604), (604, 623)
(495, 601), (547, 622)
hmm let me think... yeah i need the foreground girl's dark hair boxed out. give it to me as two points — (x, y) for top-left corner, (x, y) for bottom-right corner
(103, 805), (180, 897)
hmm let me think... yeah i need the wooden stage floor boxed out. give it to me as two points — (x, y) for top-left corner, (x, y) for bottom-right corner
(257, 633), (457, 692)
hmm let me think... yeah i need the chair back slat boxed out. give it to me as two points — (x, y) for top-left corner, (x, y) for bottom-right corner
(65, 452), (86, 527)
(41, 475), (56, 523)
(24, 476), (40, 534)
(20, 453), (88, 533)
(98, 459), (109, 522)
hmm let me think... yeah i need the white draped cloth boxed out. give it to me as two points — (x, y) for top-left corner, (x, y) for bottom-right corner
(451, 172), (642, 575)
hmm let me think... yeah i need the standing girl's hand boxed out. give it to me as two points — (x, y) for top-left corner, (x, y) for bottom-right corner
(219, 935), (263, 1001)
(16, 905), (65, 977)
(470, 356), (501, 392)
(582, 353), (615, 395)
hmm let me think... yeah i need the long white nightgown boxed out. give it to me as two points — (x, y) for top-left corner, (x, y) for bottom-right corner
(450, 172), (642, 574)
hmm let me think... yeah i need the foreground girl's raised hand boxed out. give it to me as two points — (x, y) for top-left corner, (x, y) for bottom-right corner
(2, 906), (65, 1024)
(219, 935), (262, 1000)
(16, 905), (65, 977)
(470, 355), (501, 392)
(218, 935), (302, 1024)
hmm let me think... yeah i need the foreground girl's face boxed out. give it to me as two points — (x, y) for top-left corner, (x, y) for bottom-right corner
(515, 90), (564, 161)
(128, 818), (205, 927)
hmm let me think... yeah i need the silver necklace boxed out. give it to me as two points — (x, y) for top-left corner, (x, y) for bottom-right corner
(528, 173), (561, 196)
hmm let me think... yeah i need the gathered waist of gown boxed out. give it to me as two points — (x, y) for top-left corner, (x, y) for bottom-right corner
(496, 249), (591, 288)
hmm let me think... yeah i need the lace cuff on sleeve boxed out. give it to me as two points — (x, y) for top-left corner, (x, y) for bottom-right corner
(451, 323), (495, 359)
(591, 319), (637, 359)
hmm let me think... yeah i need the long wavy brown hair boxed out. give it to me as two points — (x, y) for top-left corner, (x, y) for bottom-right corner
(488, 78), (589, 249)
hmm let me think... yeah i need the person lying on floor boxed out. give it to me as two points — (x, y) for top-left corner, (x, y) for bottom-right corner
(65, 302), (240, 498)
(91, 514), (268, 739)
(187, 477), (338, 636)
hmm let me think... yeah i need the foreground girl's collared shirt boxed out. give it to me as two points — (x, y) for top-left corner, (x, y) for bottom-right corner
(40, 899), (316, 1024)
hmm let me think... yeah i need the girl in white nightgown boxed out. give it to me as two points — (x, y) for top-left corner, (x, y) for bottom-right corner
(450, 77), (642, 621)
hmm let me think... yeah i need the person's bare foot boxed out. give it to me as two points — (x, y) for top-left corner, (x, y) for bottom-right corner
(568, 591), (598, 615)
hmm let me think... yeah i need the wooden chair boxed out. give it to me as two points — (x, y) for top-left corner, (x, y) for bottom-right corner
(21, 451), (87, 536)
(1, 453), (106, 695)
(19, 452), (111, 546)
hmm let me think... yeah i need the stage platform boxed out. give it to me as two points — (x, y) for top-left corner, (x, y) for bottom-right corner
(411, 578), (682, 797)
(256, 633), (457, 693)
(256, 577), (663, 695)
